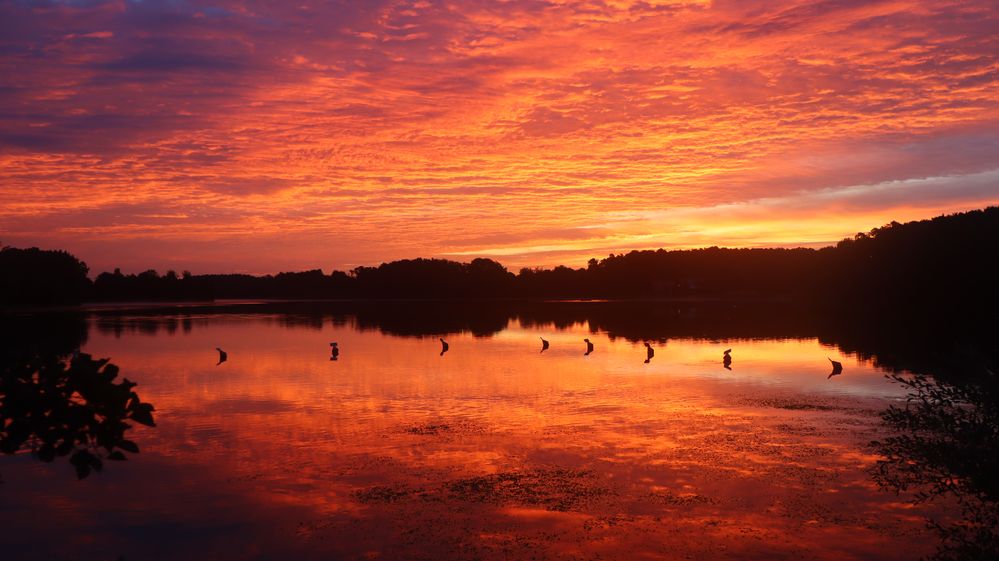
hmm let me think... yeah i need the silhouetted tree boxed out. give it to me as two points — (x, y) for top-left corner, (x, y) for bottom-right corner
(8, 206), (998, 307)
(0, 246), (91, 306)
(873, 367), (999, 561)
(0, 352), (156, 479)
(0, 315), (155, 480)
(351, 257), (513, 298)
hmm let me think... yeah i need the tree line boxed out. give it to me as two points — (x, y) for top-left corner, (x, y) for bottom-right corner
(2, 206), (997, 310)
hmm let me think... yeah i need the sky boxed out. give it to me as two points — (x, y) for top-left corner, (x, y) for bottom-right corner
(1, 0), (997, 275)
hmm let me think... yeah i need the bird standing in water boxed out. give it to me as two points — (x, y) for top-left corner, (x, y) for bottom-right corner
(644, 342), (654, 363)
(722, 348), (732, 370)
(584, 338), (594, 355)
(439, 337), (449, 356)
(330, 342), (339, 361)
(540, 337), (550, 353)
(216, 347), (227, 366)
(828, 358), (843, 378)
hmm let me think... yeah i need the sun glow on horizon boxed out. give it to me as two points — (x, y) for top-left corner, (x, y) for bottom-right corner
(1, 0), (998, 274)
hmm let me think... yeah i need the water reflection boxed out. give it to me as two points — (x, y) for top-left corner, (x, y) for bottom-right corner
(83, 300), (990, 356)
(873, 363), (999, 561)
(0, 316), (156, 480)
(1, 302), (995, 560)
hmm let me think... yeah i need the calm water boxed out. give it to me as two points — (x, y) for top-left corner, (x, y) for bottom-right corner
(1, 302), (992, 560)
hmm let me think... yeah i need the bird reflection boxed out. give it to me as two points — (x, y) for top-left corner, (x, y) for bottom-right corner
(722, 348), (732, 370)
(644, 342), (654, 363)
(439, 337), (449, 356)
(828, 357), (843, 378)
(330, 342), (339, 361)
(584, 338), (594, 356)
(216, 347), (227, 365)
(540, 337), (549, 353)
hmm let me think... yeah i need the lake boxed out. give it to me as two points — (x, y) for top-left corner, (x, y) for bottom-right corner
(1, 301), (995, 560)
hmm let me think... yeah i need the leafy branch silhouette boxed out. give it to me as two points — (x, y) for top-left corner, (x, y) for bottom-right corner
(1, 352), (156, 479)
(872, 371), (999, 561)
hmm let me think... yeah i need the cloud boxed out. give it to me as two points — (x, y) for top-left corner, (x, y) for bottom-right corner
(97, 51), (247, 72)
(443, 169), (999, 266)
(1, 0), (997, 273)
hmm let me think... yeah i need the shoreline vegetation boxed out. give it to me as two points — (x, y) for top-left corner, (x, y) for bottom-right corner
(2, 206), (997, 313)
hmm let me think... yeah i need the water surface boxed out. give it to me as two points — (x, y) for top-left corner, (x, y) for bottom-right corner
(1, 303), (988, 560)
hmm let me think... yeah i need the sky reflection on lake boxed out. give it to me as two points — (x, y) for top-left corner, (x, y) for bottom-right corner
(0, 307), (963, 560)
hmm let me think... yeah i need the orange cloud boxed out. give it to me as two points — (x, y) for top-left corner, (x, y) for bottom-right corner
(1, 0), (997, 273)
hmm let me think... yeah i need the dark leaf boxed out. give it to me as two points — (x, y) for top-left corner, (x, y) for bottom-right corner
(70, 450), (92, 479)
(130, 405), (156, 427)
(37, 444), (56, 463)
(56, 440), (74, 456)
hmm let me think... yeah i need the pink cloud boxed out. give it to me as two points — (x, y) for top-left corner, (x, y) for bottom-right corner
(1, 0), (997, 274)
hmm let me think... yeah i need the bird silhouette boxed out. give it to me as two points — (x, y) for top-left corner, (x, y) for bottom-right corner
(439, 337), (449, 356)
(216, 347), (227, 366)
(540, 337), (549, 353)
(644, 342), (654, 363)
(330, 342), (339, 361)
(722, 348), (732, 370)
(584, 338), (594, 356)
(828, 357), (843, 378)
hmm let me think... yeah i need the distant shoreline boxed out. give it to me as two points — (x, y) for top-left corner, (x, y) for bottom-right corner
(4, 207), (998, 312)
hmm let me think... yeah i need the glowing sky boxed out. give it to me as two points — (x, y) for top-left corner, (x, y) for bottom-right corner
(1, 0), (998, 274)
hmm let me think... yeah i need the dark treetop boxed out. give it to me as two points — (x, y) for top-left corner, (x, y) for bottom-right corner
(2, 206), (997, 313)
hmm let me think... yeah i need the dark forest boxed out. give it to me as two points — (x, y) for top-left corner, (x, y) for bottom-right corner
(3, 206), (997, 311)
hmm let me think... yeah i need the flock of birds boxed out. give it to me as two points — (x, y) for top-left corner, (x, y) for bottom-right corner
(214, 340), (846, 376)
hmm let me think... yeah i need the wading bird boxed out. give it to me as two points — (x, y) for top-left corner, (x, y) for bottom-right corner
(644, 342), (654, 363)
(439, 338), (449, 356)
(584, 338), (594, 356)
(540, 337), (549, 353)
(216, 347), (227, 366)
(828, 358), (843, 378)
(330, 342), (339, 361)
